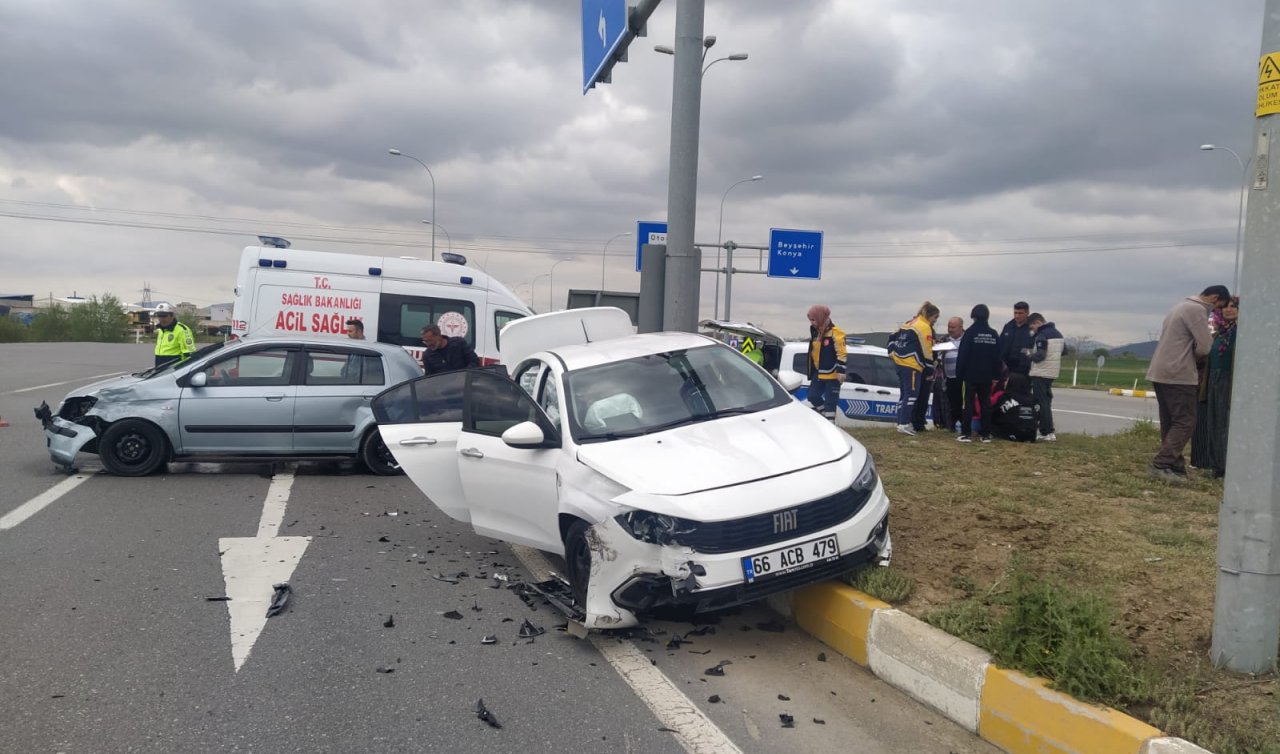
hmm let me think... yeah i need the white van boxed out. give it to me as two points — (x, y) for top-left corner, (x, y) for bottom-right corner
(230, 244), (532, 365)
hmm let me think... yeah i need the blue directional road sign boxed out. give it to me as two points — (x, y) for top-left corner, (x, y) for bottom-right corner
(635, 220), (667, 271)
(582, 0), (629, 94)
(767, 228), (824, 279)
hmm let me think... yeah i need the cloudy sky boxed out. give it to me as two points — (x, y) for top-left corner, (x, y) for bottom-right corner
(0, 0), (1264, 345)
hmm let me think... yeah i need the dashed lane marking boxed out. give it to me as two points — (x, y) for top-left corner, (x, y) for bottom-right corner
(0, 474), (93, 531)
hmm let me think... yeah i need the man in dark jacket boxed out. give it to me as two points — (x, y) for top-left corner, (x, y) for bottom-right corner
(420, 324), (480, 375)
(1027, 313), (1064, 441)
(956, 304), (1002, 443)
(991, 373), (1040, 442)
(998, 301), (1033, 377)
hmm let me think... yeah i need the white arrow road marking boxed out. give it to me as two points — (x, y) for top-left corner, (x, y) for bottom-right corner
(509, 544), (743, 754)
(218, 471), (310, 672)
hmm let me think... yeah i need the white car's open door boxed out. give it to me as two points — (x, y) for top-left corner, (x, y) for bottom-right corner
(371, 371), (471, 522)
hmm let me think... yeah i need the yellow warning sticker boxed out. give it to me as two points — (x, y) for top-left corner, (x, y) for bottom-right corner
(740, 336), (756, 354)
(1257, 53), (1280, 116)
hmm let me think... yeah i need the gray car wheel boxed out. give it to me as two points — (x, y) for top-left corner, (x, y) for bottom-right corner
(99, 419), (169, 476)
(360, 429), (403, 476)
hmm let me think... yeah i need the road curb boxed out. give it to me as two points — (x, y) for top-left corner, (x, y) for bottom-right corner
(1109, 388), (1157, 398)
(783, 582), (1216, 754)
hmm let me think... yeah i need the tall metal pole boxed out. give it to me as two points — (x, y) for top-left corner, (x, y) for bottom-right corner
(549, 258), (573, 312)
(389, 149), (436, 262)
(600, 232), (632, 290)
(661, 0), (705, 333)
(715, 176), (762, 320)
(723, 242), (735, 320)
(1211, 0), (1280, 674)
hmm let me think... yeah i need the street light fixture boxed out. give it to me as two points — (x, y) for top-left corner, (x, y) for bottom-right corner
(388, 148), (437, 262)
(600, 231), (633, 289)
(549, 258), (575, 312)
(421, 220), (452, 252)
(716, 175), (763, 320)
(1200, 144), (1249, 291)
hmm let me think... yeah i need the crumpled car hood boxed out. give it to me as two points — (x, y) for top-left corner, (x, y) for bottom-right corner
(62, 372), (175, 402)
(575, 402), (852, 497)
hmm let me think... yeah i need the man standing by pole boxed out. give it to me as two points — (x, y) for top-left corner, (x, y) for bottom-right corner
(152, 303), (195, 368)
(1145, 286), (1230, 483)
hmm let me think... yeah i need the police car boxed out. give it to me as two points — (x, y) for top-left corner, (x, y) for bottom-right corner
(701, 320), (934, 427)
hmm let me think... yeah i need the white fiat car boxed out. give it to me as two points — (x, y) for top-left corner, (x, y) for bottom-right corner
(373, 308), (891, 629)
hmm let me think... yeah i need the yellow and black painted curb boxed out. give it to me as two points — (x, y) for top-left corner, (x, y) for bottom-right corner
(780, 582), (1213, 754)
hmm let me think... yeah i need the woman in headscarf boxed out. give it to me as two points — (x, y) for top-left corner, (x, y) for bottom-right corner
(1191, 296), (1239, 477)
(806, 304), (847, 421)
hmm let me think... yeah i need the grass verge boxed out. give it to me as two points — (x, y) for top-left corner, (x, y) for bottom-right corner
(849, 422), (1279, 754)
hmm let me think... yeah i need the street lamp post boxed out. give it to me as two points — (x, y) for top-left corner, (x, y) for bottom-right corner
(532, 274), (549, 313)
(549, 258), (574, 312)
(421, 220), (452, 252)
(600, 232), (633, 290)
(715, 175), (763, 320)
(388, 148), (436, 261)
(1200, 144), (1249, 291)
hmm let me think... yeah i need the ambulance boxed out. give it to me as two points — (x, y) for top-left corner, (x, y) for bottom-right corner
(230, 240), (532, 365)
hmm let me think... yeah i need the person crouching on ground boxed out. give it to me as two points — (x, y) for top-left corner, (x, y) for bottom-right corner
(991, 372), (1041, 442)
(806, 305), (847, 421)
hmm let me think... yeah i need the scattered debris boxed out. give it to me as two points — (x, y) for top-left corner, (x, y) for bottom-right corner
(777, 694), (790, 701)
(432, 573), (460, 585)
(688, 649), (712, 655)
(442, 610), (464, 620)
(378, 536), (390, 542)
(481, 635), (497, 645)
(707, 695), (721, 704)
(474, 698), (502, 729)
(657, 727), (677, 733)
(756, 618), (786, 633)
(813, 718), (826, 725)
(817, 652), (827, 662)
(518, 619), (545, 638)
(779, 713), (795, 728)
(687, 626), (716, 637)
(383, 615), (395, 628)
(666, 634), (687, 649)
(265, 583), (291, 617)
(375, 666), (395, 674)
(471, 601), (482, 612)
(205, 596), (231, 602)
(704, 660), (732, 677)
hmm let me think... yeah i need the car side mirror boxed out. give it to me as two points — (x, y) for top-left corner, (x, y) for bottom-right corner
(188, 372), (208, 388)
(777, 371), (804, 392)
(502, 420), (548, 448)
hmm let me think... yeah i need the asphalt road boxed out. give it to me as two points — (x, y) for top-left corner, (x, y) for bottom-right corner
(1, 342), (997, 754)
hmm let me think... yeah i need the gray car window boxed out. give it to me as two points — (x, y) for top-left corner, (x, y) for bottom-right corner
(304, 352), (386, 386)
(204, 348), (293, 387)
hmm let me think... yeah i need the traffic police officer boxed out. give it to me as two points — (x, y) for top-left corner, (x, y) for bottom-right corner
(153, 303), (195, 368)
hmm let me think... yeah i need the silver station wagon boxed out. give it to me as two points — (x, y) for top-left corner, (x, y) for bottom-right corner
(36, 337), (423, 475)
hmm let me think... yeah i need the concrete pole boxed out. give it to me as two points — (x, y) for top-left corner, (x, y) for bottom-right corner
(722, 242), (735, 320)
(1211, 0), (1280, 674)
(661, 0), (705, 333)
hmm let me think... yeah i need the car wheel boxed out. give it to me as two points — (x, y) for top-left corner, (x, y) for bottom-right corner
(361, 429), (404, 476)
(99, 420), (169, 477)
(564, 520), (592, 607)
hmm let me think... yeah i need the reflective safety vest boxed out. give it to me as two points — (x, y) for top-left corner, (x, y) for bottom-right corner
(155, 322), (196, 360)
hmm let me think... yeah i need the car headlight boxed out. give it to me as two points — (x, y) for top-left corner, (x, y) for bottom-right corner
(853, 454), (878, 492)
(615, 510), (697, 545)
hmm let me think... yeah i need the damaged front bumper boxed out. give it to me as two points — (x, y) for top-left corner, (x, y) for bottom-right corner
(37, 404), (98, 469)
(579, 482), (892, 630)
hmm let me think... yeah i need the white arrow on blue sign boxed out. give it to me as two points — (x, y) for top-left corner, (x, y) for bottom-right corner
(767, 228), (824, 279)
(581, 0), (628, 94)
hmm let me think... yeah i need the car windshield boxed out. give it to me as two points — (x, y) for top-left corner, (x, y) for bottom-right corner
(565, 344), (791, 442)
(133, 341), (227, 379)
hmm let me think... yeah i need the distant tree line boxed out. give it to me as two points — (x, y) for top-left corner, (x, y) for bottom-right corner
(0, 294), (132, 343)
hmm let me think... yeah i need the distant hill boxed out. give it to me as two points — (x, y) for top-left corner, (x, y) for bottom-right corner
(1108, 341), (1157, 359)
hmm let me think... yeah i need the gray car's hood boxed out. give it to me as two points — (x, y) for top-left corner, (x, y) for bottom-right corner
(63, 372), (175, 401)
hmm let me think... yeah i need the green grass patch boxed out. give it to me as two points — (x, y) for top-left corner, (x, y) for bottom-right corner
(844, 565), (913, 603)
(1141, 526), (1210, 549)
